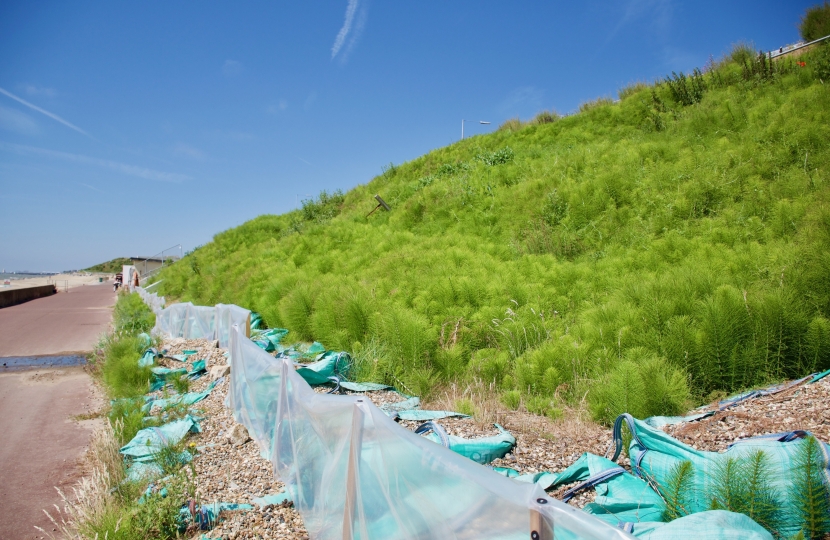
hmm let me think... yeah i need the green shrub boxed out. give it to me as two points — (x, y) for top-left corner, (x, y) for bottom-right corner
(301, 189), (345, 224)
(729, 42), (756, 65)
(171, 374), (190, 394)
(793, 436), (830, 539)
(454, 398), (476, 417)
(619, 81), (650, 100)
(531, 110), (560, 125)
(800, 1), (830, 42)
(101, 335), (150, 399)
(279, 284), (316, 341)
(433, 346), (467, 380)
(399, 367), (439, 401)
(498, 117), (523, 132)
(500, 390), (521, 410)
(589, 355), (689, 424)
(708, 451), (784, 536)
(524, 395), (556, 417)
(665, 69), (707, 106)
(468, 348), (510, 385)
(811, 42), (830, 80)
(660, 460), (695, 521)
(474, 146), (514, 166)
(113, 292), (155, 335)
(110, 398), (147, 445)
(578, 96), (614, 112)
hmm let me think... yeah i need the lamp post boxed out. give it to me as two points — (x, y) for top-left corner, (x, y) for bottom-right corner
(462, 120), (490, 140)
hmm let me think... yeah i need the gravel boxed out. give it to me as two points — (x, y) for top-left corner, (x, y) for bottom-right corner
(157, 337), (830, 531)
(664, 376), (830, 452)
(159, 338), (308, 540)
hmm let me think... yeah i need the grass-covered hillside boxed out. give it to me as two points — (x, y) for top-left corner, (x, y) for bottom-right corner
(156, 45), (830, 424)
(85, 257), (132, 273)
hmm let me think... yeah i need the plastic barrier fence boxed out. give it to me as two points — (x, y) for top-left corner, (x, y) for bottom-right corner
(149, 298), (633, 539)
(151, 300), (250, 348)
(135, 286), (165, 315)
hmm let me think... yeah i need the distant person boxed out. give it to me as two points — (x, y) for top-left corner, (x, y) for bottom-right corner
(133, 271), (140, 288)
(114, 273), (123, 292)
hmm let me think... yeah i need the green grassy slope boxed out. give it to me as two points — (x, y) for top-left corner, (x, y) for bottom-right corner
(85, 257), (132, 273)
(156, 46), (830, 423)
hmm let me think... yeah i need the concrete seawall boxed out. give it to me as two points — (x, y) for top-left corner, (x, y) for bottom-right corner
(0, 284), (56, 309)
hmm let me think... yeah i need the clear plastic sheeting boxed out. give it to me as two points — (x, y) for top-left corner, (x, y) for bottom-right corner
(135, 286), (165, 315)
(153, 302), (248, 345)
(147, 299), (633, 539)
(227, 325), (632, 540)
(216, 304), (253, 348)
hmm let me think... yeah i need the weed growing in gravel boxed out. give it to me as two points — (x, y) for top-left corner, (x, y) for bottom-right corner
(707, 450), (784, 536)
(171, 374), (190, 394)
(113, 291), (155, 336)
(109, 398), (147, 445)
(660, 460), (695, 521)
(792, 436), (830, 539)
(101, 336), (150, 399)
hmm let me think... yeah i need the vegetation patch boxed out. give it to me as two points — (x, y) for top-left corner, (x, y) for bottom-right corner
(84, 257), (133, 274)
(154, 43), (830, 426)
(56, 293), (200, 539)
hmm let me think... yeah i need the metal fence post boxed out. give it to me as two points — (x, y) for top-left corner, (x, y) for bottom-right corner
(529, 497), (553, 540)
(342, 400), (365, 540)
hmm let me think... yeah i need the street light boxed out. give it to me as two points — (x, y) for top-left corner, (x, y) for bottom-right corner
(462, 119), (490, 140)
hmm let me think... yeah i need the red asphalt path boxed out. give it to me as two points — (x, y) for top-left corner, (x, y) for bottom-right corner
(0, 283), (113, 538)
(0, 282), (115, 357)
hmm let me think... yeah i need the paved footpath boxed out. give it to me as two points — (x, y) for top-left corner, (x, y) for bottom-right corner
(0, 282), (115, 357)
(0, 283), (113, 539)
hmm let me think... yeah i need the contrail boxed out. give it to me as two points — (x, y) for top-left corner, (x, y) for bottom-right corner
(331, 0), (359, 58)
(1, 143), (190, 183)
(0, 87), (91, 137)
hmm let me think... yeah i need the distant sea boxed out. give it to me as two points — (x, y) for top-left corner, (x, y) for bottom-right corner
(0, 272), (57, 280)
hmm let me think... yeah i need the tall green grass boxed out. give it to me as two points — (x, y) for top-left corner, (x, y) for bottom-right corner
(73, 293), (200, 539)
(155, 43), (830, 423)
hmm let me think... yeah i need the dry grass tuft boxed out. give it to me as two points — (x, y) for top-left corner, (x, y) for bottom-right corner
(37, 420), (125, 539)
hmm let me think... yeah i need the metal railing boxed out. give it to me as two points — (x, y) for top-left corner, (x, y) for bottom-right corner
(769, 34), (830, 59)
(47, 278), (68, 292)
(137, 244), (182, 277)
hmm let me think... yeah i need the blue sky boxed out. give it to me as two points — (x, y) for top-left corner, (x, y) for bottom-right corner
(0, 0), (815, 271)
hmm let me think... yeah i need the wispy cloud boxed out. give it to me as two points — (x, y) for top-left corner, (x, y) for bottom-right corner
(79, 182), (105, 193)
(172, 142), (205, 160)
(222, 60), (243, 77)
(332, 0), (359, 58)
(304, 91), (317, 110)
(297, 157), (314, 166)
(0, 87), (90, 137)
(0, 106), (39, 136)
(331, 0), (368, 62)
(22, 85), (57, 98)
(0, 143), (190, 183)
